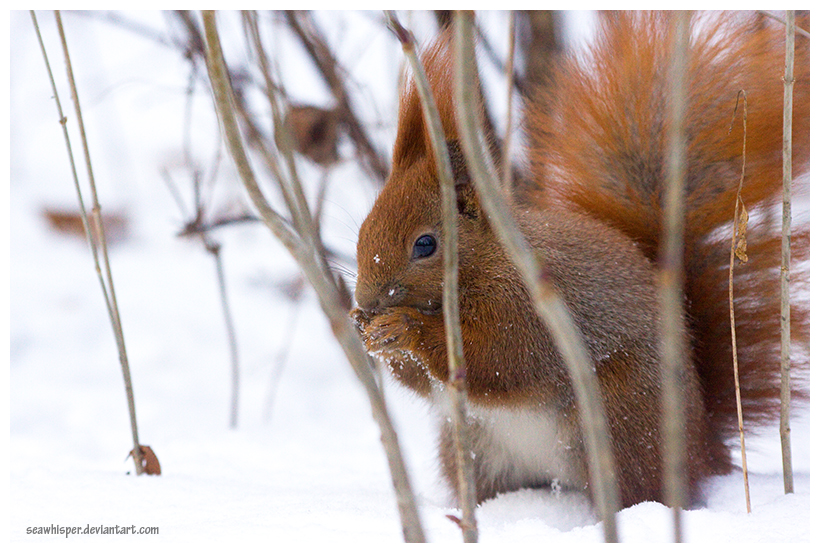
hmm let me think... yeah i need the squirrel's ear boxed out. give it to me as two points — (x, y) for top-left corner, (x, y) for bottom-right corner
(392, 34), (460, 173)
(391, 87), (427, 170)
(447, 140), (481, 220)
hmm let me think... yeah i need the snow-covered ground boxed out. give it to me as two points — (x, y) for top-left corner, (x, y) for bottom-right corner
(8, 10), (813, 546)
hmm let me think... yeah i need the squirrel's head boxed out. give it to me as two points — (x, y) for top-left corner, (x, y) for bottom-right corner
(355, 140), (485, 316)
(355, 160), (444, 315)
(354, 34), (488, 316)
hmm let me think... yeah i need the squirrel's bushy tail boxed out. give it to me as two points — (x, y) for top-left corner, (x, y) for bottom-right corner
(527, 11), (810, 467)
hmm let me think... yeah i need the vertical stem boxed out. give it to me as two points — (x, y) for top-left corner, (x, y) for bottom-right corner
(780, 10), (794, 496)
(210, 242), (240, 429)
(41, 10), (145, 474)
(660, 10), (691, 542)
(385, 11), (478, 542)
(729, 91), (752, 515)
(452, 11), (619, 543)
(500, 10), (516, 192)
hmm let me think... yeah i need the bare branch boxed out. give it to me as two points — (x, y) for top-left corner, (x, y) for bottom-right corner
(386, 11), (478, 543)
(660, 11), (691, 540)
(452, 11), (620, 543)
(161, 168), (243, 430)
(780, 9), (795, 496)
(729, 90), (752, 514)
(284, 10), (389, 182)
(201, 11), (425, 542)
(34, 9), (154, 475)
(757, 11), (810, 38)
(501, 11), (516, 193)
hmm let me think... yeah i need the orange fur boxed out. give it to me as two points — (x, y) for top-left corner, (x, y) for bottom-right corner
(353, 11), (809, 509)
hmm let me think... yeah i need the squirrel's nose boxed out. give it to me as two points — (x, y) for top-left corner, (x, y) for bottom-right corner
(354, 282), (406, 314)
(353, 281), (381, 314)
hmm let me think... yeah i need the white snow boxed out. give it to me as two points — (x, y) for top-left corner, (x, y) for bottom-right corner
(8, 9), (813, 547)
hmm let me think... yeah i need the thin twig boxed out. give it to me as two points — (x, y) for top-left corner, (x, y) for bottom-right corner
(162, 167), (243, 430)
(756, 11), (810, 38)
(452, 11), (620, 543)
(72, 10), (178, 49)
(729, 90), (752, 514)
(660, 10), (691, 541)
(284, 10), (389, 182)
(780, 10), (795, 496)
(474, 17), (525, 93)
(34, 9), (147, 475)
(228, 14), (318, 251)
(312, 168), (332, 231)
(263, 296), (303, 423)
(201, 11), (425, 542)
(210, 239), (241, 429)
(243, 11), (337, 300)
(247, 13), (323, 258)
(386, 11), (478, 543)
(178, 213), (261, 236)
(500, 11), (516, 193)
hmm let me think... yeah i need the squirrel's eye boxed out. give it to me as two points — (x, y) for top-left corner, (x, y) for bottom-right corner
(412, 234), (437, 259)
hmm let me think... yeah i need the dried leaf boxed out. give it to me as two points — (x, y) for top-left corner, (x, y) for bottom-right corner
(734, 202), (749, 264)
(130, 445), (162, 475)
(284, 104), (340, 167)
(43, 207), (129, 245)
(445, 513), (464, 528)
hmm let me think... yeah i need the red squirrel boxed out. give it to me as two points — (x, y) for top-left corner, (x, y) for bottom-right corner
(351, 12), (810, 508)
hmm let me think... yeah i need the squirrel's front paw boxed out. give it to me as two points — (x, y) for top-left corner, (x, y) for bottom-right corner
(358, 307), (428, 356)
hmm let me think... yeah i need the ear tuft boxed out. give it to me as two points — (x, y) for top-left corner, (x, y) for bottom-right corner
(391, 32), (460, 171)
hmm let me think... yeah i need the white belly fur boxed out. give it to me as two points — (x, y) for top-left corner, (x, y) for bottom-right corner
(432, 387), (587, 493)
